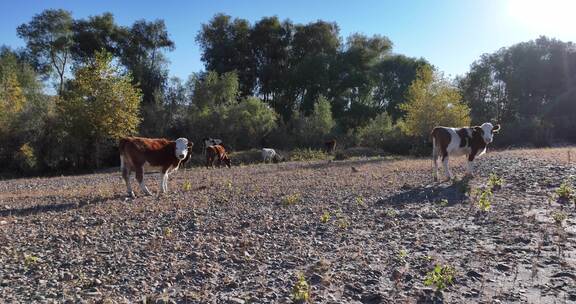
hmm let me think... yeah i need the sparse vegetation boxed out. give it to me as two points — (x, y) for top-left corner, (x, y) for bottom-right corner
(23, 254), (39, 269)
(182, 181), (192, 191)
(551, 211), (567, 226)
(424, 264), (456, 291)
(555, 180), (574, 203)
(283, 193), (301, 206)
(487, 173), (504, 190)
(320, 211), (331, 224)
(476, 188), (493, 212)
(288, 149), (328, 162)
(291, 273), (310, 303)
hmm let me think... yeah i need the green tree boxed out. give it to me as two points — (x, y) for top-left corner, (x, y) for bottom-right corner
(293, 95), (335, 146)
(196, 14), (256, 97)
(62, 51), (141, 168)
(401, 66), (470, 138)
(226, 97), (278, 148)
(17, 9), (73, 95)
(71, 12), (125, 60)
(191, 70), (239, 109)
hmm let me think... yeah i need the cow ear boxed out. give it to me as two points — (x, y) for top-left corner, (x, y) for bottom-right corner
(492, 124), (501, 133)
(474, 126), (483, 133)
(188, 142), (193, 148)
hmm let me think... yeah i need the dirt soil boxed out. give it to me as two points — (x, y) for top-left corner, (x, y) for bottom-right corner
(1, 147), (576, 303)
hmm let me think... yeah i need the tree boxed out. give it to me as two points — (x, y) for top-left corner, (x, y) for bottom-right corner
(226, 97), (278, 148)
(372, 55), (431, 120)
(62, 51), (141, 168)
(289, 21), (341, 114)
(71, 12), (125, 61)
(17, 9), (73, 95)
(118, 19), (174, 136)
(292, 95), (335, 146)
(401, 66), (470, 138)
(196, 14), (256, 97)
(191, 70), (239, 109)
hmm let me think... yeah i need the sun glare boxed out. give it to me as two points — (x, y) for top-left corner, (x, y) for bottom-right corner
(508, 0), (575, 37)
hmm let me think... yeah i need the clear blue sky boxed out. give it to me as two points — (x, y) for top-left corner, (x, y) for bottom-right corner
(1, 0), (574, 80)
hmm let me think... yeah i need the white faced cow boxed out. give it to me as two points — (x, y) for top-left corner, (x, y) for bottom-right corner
(119, 137), (193, 197)
(431, 122), (500, 181)
(261, 148), (277, 163)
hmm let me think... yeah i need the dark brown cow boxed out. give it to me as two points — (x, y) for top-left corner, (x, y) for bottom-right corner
(431, 122), (500, 181)
(206, 145), (231, 168)
(324, 139), (337, 154)
(119, 137), (193, 197)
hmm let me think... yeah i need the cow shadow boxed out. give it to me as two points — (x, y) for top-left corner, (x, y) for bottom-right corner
(378, 178), (472, 207)
(0, 194), (126, 217)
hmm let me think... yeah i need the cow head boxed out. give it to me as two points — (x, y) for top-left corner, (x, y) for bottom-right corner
(221, 153), (232, 168)
(475, 122), (500, 144)
(175, 138), (191, 160)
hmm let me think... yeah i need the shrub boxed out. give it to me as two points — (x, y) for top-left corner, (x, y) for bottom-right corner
(291, 273), (310, 303)
(14, 143), (37, 173)
(424, 264), (456, 291)
(288, 148), (328, 162)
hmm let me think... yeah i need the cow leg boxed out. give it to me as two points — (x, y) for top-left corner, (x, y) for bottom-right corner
(135, 166), (152, 196)
(466, 154), (475, 177)
(442, 156), (453, 180)
(122, 167), (135, 198)
(159, 170), (168, 194)
(432, 139), (439, 181)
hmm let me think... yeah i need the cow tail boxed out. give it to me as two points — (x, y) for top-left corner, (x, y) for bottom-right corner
(430, 129), (437, 179)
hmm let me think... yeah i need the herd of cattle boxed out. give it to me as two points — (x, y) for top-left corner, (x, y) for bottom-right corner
(118, 122), (500, 198)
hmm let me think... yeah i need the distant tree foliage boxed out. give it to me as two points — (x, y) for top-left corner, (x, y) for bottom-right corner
(17, 9), (73, 95)
(401, 66), (471, 138)
(3, 10), (576, 175)
(459, 36), (576, 144)
(61, 51), (141, 167)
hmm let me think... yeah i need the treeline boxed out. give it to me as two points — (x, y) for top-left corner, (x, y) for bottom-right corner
(1, 11), (575, 175)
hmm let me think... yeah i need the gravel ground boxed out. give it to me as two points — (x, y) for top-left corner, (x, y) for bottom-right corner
(1, 147), (576, 303)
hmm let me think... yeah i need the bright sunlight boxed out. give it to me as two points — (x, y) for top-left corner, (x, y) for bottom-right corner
(508, 0), (575, 36)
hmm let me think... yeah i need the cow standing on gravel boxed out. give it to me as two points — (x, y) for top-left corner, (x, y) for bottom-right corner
(431, 122), (500, 181)
(206, 145), (231, 168)
(119, 137), (193, 197)
(202, 137), (222, 155)
(261, 148), (277, 163)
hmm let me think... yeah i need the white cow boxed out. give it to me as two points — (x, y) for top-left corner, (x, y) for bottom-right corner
(262, 148), (277, 163)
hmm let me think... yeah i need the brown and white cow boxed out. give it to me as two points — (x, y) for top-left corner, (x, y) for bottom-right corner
(119, 137), (193, 197)
(206, 144), (231, 168)
(431, 122), (500, 181)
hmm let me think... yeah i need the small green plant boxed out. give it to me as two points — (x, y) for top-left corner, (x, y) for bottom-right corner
(335, 209), (350, 229)
(283, 193), (301, 206)
(424, 264), (456, 291)
(24, 254), (39, 268)
(355, 196), (365, 206)
(182, 181), (192, 191)
(337, 218), (350, 229)
(397, 249), (408, 264)
(487, 173), (504, 190)
(291, 273), (310, 303)
(476, 188), (493, 212)
(436, 199), (449, 207)
(385, 208), (398, 218)
(556, 180), (574, 203)
(552, 211), (568, 225)
(320, 211), (331, 223)
(163, 227), (173, 238)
